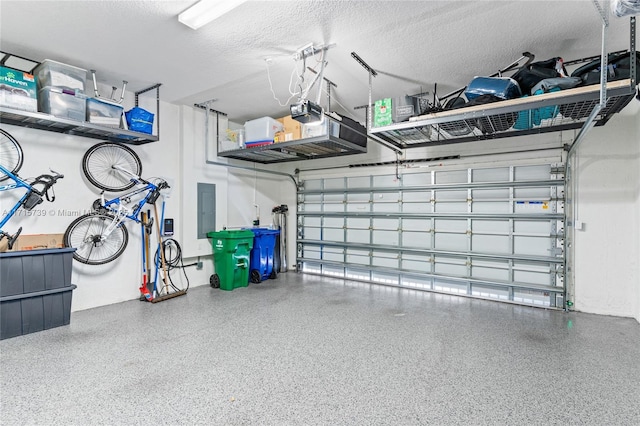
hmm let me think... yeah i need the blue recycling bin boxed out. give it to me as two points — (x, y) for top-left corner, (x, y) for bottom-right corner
(246, 227), (280, 283)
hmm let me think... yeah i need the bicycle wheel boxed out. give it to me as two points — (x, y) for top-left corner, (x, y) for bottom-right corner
(64, 213), (129, 265)
(0, 128), (24, 181)
(82, 142), (142, 192)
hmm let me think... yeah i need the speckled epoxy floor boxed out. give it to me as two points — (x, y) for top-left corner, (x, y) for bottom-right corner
(1, 273), (639, 425)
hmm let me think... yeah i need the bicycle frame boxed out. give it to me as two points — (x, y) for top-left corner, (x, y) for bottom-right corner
(0, 163), (35, 230)
(93, 165), (166, 240)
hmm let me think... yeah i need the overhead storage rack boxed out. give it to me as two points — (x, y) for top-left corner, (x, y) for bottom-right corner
(364, 13), (637, 152)
(218, 115), (368, 164)
(369, 79), (636, 149)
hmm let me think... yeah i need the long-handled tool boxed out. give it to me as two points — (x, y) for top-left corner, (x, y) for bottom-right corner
(139, 211), (153, 301)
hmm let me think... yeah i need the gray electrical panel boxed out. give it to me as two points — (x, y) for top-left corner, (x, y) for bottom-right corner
(197, 183), (216, 239)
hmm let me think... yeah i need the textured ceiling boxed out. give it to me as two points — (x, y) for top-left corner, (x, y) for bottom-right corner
(0, 0), (634, 123)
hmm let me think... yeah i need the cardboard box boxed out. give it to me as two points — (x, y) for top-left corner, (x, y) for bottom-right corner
(0, 66), (38, 112)
(276, 115), (302, 142)
(274, 131), (286, 143)
(8, 234), (65, 252)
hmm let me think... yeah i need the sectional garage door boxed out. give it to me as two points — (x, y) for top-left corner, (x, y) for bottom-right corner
(297, 162), (566, 308)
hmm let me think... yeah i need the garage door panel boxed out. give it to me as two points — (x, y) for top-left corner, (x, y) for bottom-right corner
(514, 220), (551, 234)
(402, 231), (431, 248)
(472, 220), (510, 233)
(402, 202), (432, 213)
(303, 227), (321, 240)
(435, 170), (467, 184)
(473, 167), (509, 182)
(514, 165), (550, 181)
(401, 173), (430, 187)
(472, 234), (510, 254)
(348, 176), (370, 188)
(346, 229), (370, 244)
(403, 218), (430, 232)
(347, 193), (369, 203)
(472, 188), (509, 199)
(347, 203), (369, 213)
(347, 217), (369, 229)
(373, 218), (398, 230)
(323, 217), (344, 228)
(402, 191), (430, 202)
(435, 189), (466, 201)
(324, 178), (346, 190)
(435, 233), (467, 250)
(323, 203), (344, 213)
(304, 217), (322, 227)
(514, 236), (551, 256)
(473, 201), (510, 213)
(435, 202), (467, 213)
(323, 228), (344, 242)
(373, 202), (400, 213)
(472, 264), (510, 281)
(435, 219), (466, 232)
(434, 258), (467, 276)
(299, 162), (565, 309)
(373, 230), (398, 246)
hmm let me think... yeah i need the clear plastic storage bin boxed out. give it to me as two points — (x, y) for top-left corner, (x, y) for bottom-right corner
(38, 87), (87, 122)
(86, 97), (123, 128)
(33, 59), (87, 93)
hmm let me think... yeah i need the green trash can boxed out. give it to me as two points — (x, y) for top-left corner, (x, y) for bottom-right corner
(207, 230), (254, 291)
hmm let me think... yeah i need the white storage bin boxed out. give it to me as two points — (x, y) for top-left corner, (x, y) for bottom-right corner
(33, 59), (87, 93)
(86, 97), (123, 128)
(38, 87), (86, 122)
(244, 117), (283, 144)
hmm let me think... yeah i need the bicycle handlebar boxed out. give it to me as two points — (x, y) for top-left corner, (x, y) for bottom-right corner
(30, 170), (64, 201)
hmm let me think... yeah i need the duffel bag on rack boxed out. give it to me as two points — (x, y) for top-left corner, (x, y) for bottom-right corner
(511, 57), (566, 95)
(570, 51), (640, 86)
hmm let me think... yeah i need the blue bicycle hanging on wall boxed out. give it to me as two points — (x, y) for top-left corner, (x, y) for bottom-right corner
(0, 128), (63, 249)
(64, 142), (170, 265)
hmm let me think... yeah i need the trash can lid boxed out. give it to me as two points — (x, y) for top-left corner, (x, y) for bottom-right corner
(243, 227), (281, 236)
(207, 229), (255, 239)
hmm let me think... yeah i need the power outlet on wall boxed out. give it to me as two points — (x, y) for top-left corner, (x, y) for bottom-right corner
(196, 261), (203, 270)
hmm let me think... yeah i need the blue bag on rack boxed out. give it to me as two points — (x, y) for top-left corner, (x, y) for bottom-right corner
(125, 107), (154, 134)
(464, 76), (522, 101)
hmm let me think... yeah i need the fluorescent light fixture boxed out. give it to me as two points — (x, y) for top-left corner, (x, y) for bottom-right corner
(178, 0), (247, 30)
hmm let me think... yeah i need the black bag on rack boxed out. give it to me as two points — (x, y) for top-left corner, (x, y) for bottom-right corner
(512, 57), (565, 95)
(466, 94), (518, 133)
(336, 115), (367, 147)
(437, 96), (477, 136)
(570, 51), (640, 86)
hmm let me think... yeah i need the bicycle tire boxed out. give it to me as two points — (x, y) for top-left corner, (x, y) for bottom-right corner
(82, 142), (142, 192)
(64, 213), (129, 265)
(0, 128), (24, 182)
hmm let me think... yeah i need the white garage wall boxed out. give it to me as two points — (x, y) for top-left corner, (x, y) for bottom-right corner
(1, 97), (183, 311)
(572, 100), (640, 321)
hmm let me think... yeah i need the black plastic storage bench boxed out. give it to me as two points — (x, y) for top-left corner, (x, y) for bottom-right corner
(0, 248), (76, 340)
